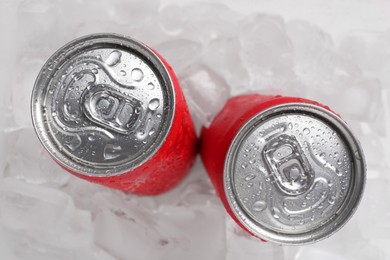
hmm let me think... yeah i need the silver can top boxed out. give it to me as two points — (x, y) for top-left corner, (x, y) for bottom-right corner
(31, 34), (175, 176)
(224, 103), (366, 245)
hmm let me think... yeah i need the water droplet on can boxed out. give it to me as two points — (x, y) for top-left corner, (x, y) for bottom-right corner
(303, 128), (310, 135)
(253, 201), (267, 212)
(105, 50), (122, 67)
(148, 98), (160, 111)
(244, 174), (256, 181)
(328, 195), (336, 205)
(131, 68), (144, 81)
(272, 207), (281, 219)
(354, 151), (362, 160)
(103, 144), (122, 160)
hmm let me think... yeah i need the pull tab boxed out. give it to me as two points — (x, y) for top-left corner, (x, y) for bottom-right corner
(263, 134), (314, 196)
(82, 85), (142, 134)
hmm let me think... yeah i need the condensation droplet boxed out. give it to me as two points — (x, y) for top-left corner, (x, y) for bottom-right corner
(131, 68), (144, 81)
(328, 195), (336, 205)
(245, 174), (256, 181)
(147, 83), (155, 90)
(253, 201), (267, 212)
(120, 70), (127, 76)
(64, 135), (82, 151)
(105, 50), (122, 67)
(148, 98), (160, 111)
(103, 144), (122, 160)
(272, 207), (281, 219)
(354, 151), (362, 160)
(136, 130), (145, 139)
(303, 128), (310, 135)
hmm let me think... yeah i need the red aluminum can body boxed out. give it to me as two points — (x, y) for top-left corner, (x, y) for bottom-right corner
(200, 94), (366, 245)
(31, 34), (197, 195)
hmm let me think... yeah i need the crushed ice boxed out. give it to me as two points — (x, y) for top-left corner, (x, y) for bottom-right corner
(0, 0), (389, 259)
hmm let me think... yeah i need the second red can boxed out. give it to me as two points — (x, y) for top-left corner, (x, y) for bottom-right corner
(31, 34), (197, 195)
(201, 94), (366, 245)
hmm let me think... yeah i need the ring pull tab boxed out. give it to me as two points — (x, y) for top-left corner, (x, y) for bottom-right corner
(82, 85), (142, 134)
(263, 134), (314, 196)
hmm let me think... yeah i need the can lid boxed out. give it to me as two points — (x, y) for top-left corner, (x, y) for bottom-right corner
(224, 103), (366, 245)
(31, 34), (175, 177)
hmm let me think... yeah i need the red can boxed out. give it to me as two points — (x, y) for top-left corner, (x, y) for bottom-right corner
(201, 94), (366, 244)
(31, 34), (197, 195)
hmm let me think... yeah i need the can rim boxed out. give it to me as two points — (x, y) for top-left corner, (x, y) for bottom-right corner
(223, 102), (366, 245)
(31, 33), (176, 177)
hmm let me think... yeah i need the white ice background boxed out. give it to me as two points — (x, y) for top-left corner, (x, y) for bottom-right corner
(0, 0), (390, 259)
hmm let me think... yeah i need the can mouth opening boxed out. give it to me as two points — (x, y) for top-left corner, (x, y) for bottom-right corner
(224, 102), (366, 245)
(31, 33), (176, 177)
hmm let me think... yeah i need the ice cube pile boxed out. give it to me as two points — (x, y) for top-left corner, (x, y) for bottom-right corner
(0, 0), (389, 259)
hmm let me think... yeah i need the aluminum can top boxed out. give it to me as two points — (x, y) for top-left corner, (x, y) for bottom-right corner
(224, 103), (366, 245)
(31, 34), (175, 177)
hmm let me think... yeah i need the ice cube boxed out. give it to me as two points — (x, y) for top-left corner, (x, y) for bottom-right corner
(201, 37), (250, 95)
(63, 177), (116, 213)
(339, 31), (390, 74)
(153, 204), (226, 260)
(15, 240), (115, 260)
(296, 248), (348, 260)
(18, 0), (52, 13)
(239, 14), (294, 89)
(94, 208), (161, 260)
(330, 79), (383, 124)
(159, 3), (241, 43)
(0, 178), (74, 231)
(16, 0), (65, 51)
(155, 39), (202, 75)
(92, 188), (226, 260)
(225, 218), (284, 260)
(357, 178), (390, 239)
(360, 131), (386, 172)
(0, 227), (20, 260)
(286, 20), (333, 60)
(14, 54), (44, 127)
(158, 4), (185, 36)
(180, 64), (231, 128)
(286, 21), (365, 101)
(4, 129), (70, 187)
(104, 0), (159, 26)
